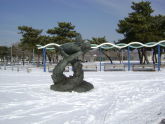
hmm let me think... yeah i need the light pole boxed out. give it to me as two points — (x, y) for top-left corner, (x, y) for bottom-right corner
(32, 48), (35, 65)
(11, 44), (13, 65)
(10, 43), (14, 70)
(158, 45), (161, 71)
(121, 49), (124, 64)
(22, 50), (25, 66)
(127, 46), (131, 71)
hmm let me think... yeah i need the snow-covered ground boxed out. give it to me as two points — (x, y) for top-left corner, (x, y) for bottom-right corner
(0, 68), (165, 124)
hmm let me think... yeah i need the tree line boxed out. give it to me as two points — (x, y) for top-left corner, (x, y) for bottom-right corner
(0, 1), (165, 65)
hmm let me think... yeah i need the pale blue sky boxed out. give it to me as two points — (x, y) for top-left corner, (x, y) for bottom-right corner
(0, 0), (164, 46)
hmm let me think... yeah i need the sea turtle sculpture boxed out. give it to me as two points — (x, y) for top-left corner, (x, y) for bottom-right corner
(50, 35), (94, 92)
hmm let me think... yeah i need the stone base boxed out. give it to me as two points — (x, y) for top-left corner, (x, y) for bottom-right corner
(50, 80), (94, 93)
(160, 119), (165, 124)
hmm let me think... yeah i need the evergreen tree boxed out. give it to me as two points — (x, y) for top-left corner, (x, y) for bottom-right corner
(117, 1), (160, 64)
(18, 26), (43, 62)
(47, 22), (78, 44)
(46, 22), (78, 62)
(18, 26), (43, 49)
(89, 37), (115, 63)
(150, 15), (165, 63)
(0, 46), (10, 62)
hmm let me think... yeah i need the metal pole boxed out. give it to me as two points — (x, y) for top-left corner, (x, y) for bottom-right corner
(22, 51), (25, 66)
(11, 44), (13, 69)
(121, 49), (123, 64)
(43, 48), (46, 72)
(158, 45), (161, 71)
(128, 46), (131, 71)
(99, 48), (102, 71)
(11, 45), (13, 63)
(32, 49), (34, 65)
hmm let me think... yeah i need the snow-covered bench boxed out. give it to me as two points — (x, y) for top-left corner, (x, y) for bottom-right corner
(104, 64), (125, 71)
(132, 64), (155, 71)
(83, 64), (97, 71)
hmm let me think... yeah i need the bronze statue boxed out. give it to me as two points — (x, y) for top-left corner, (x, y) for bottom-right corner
(50, 35), (94, 92)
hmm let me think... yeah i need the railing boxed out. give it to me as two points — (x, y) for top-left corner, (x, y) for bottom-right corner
(91, 40), (165, 49)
